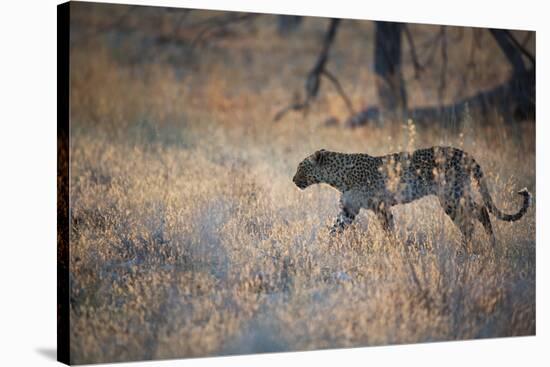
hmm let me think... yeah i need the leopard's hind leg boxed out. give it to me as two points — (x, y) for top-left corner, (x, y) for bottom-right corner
(474, 202), (497, 248)
(438, 183), (476, 253)
(374, 205), (397, 244)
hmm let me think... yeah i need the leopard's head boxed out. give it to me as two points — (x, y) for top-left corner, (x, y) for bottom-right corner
(292, 149), (330, 190)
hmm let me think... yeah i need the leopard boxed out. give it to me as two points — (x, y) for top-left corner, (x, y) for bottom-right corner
(292, 146), (531, 250)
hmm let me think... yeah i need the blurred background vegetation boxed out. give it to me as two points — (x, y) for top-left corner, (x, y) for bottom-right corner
(70, 2), (534, 132)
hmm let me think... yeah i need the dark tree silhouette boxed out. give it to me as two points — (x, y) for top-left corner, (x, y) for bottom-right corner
(274, 19), (354, 122)
(373, 22), (408, 122)
(346, 26), (535, 127)
(274, 19), (535, 129)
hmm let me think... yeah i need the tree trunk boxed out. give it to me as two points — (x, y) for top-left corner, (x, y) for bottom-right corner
(374, 21), (407, 122)
(346, 28), (534, 128)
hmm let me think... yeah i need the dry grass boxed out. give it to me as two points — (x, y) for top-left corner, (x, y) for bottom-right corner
(68, 4), (535, 364)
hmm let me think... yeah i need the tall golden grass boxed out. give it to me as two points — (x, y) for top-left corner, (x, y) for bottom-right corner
(68, 5), (535, 364)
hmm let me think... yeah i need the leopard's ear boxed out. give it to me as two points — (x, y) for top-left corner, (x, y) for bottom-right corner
(312, 149), (328, 165)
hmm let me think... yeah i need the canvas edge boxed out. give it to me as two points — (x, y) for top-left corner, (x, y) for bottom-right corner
(57, 1), (71, 365)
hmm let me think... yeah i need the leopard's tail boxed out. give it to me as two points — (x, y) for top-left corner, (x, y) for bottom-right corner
(473, 163), (531, 222)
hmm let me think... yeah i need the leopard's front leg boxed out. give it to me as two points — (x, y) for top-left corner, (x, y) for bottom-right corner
(330, 195), (360, 235)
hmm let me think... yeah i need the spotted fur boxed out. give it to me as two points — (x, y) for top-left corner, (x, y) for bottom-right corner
(292, 147), (531, 249)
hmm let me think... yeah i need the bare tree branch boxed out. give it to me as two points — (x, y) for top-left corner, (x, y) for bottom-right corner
(403, 24), (423, 79)
(274, 18), (346, 122)
(304, 18), (341, 103)
(273, 102), (309, 122)
(490, 28), (527, 74)
(503, 30), (535, 66)
(420, 31), (443, 69)
(190, 13), (258, 49)
(323, 69), (355, 115)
